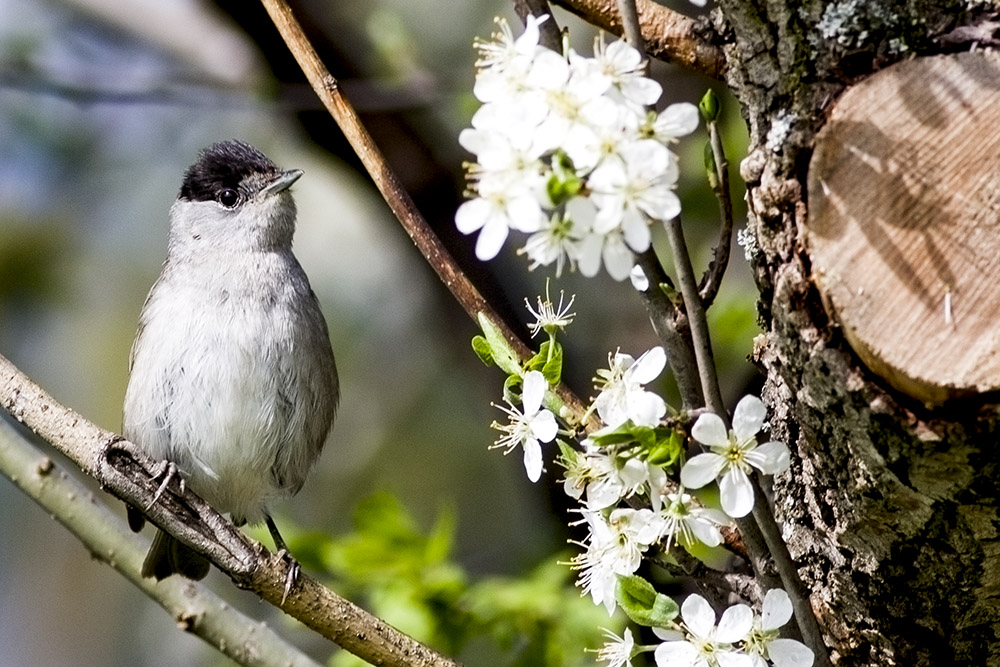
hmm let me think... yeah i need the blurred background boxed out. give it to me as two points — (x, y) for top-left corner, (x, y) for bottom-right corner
(0, 0), (753, 664)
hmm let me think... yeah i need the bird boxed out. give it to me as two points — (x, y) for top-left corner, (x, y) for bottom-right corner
(123, 139), (339, 584)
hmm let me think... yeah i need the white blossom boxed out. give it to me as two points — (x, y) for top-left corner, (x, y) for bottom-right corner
(591, 37), (662, 109)
(592, 346), (668, 429)
(744, 590), (815, 667)
(654, 594), (754, 667)
(524, 286), (576, 337)
(597, 627), (637, 667)
(589, 140), (682, 252)
(659, 490), (730, 551)
(571, 508), (662, 614)
(490, 370), (558, 481)
(680, 395), (791, 518)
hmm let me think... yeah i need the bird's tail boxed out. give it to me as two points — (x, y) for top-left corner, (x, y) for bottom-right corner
(142, 529), (211, 581)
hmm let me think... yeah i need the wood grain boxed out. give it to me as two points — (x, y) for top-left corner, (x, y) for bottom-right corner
(807, 51), (1000, 404)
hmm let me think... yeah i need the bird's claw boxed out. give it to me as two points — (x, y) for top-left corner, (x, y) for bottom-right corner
(145, 461), (182, 511)
(276, 549), (300, 606)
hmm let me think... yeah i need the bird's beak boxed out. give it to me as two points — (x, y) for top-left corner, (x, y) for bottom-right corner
(261, 169), (304, 197)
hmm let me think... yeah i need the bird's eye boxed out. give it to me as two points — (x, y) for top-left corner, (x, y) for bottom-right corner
(218, 189), (240, 208)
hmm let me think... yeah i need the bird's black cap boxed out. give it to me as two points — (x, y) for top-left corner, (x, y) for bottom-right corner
(178, 140), (277, 202)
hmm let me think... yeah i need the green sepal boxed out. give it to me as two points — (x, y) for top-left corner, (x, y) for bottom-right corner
(699, 88), (720, 122)
(471, 335), (494, 367)
(616, 574), (679, 627)
(477, 312), (522, 377)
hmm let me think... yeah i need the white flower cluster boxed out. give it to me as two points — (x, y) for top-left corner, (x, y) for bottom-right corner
(457, 15), (699, 280)
(651, 591), (814, 667)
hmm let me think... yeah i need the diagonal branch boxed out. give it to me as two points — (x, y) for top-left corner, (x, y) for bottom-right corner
(0, 418), (322, 667)
(551, 0), (725, 78)
(259, 0), (598, 431)
(0, 352), (461, 667)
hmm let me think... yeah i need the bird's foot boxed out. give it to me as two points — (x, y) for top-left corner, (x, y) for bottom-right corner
(276, 549), (300, 606)
(145, 461), (183, 511)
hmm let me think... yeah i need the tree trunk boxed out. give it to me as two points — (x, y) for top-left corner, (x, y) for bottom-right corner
(716, 1), (1000, 664)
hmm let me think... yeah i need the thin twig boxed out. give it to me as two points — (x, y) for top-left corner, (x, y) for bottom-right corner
(551, 0), (725, 78)
(751, 480), (832, 665)
(616, 0), (645, 52)
(0, 353), (462, 667)
(259, 0), (596, 431)
(632, 250), (703, 409)
(662, 215), (727, 417)
(0, 419), (323, 667)
(699, 119), (735, 308)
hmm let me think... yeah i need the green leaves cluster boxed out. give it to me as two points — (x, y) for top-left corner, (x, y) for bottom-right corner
(287, 493), (614, 667)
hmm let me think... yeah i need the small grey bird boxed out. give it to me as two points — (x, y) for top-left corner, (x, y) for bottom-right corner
(123, 140), (339, 581)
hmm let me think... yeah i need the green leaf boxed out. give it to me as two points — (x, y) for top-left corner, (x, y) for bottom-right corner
(478, 312), (522, 376)
(648, 430), (683, 467)
(699, 88), (720, 122)
(502, 373), (522, 405)
(471, 335), (494, 367)
(540, 340), (563, 385)
(616, 575), (679, 628)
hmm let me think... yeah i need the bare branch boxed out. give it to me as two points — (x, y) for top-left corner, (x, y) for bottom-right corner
(551, 0), (725, 79)
(0, 352), (462, 667)
(0, 418), (322, 667)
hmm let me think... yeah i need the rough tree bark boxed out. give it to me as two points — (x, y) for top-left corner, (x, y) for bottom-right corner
(715, 0), (1000, 664)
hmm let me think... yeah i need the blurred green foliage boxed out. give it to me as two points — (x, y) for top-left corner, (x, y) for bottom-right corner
(283, 492), (619, 666)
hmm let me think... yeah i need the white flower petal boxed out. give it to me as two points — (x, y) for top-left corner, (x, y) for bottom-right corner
(630, 346), (666, 384)
(620, 457), (648, 487)
(530, 410), (558, 443)
(654, 641), (698, 667)
(747, 441), (791, 475)
(732, 395), (766, 440)
(622, 76), (662, 105)
(629, 264), (648, 291)
(680, 453), (726, 489)
(455, 198), (489, 233)
(652, 627), (684, 641)
(681, 594), (717, 639)
(577, 233), (604, 277)
(648, 189), (681, 221)
(523, 439), (543, 482)
(768, 639), (815, 667)
(656, 103), (701, 138)
(521, 370), (547, 413)
(586, 477), (623, 510)
(762, 589), (794, 631)
(716, 604), (753, 643)
(687, 517), (723, 547)
(622, 213), (652, 252)
(719, 467), (754, 518)
(603, 235), (635, 281)
(627, 390), (667, 427)
(691, 412), (730, 447)
(475, 215), (510, 260)
(507, 195), (545, 233)
(717, 653), (754, 667)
